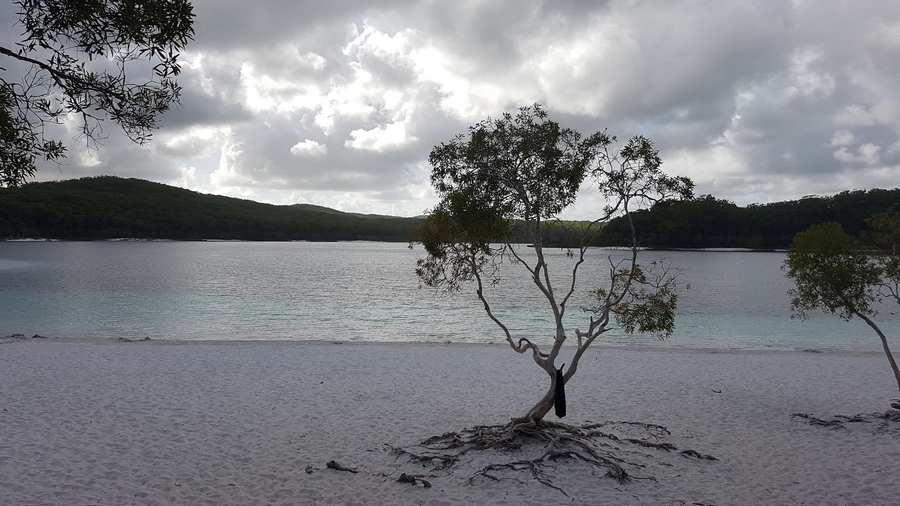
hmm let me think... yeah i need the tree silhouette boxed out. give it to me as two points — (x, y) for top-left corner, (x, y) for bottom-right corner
(786, 216), (900, 393)
(0, 0), (195, 187)
(401, 105), (706, 492)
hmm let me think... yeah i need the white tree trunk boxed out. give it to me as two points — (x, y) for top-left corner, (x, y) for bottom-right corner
(858, 312), (900, 392)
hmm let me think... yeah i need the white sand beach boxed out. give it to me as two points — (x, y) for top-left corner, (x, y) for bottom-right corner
(1, 339), (898, 505)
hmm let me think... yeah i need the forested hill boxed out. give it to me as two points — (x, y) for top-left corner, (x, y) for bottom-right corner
(0, 177), (421, 241)
(0, 177), (591, 243)
(597, 189), (900, 249)
(2, 177), (898, 247)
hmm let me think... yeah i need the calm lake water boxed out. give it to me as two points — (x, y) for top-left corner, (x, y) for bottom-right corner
(1, 241), (898, 351)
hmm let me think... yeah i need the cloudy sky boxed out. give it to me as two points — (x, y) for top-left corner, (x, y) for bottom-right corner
(4, 1), (900, 218)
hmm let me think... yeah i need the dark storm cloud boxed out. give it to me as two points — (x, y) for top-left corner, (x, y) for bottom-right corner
(189, 0), (414, 51)
(2, 1), (899, 214)
(160, 86), (254, 130)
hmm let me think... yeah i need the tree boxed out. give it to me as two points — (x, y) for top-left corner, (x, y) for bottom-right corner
(0, 0), (195, 187)
(785, 219), (900, 393)
(417, 104), (692, 421)
(402, 105), (704, 491)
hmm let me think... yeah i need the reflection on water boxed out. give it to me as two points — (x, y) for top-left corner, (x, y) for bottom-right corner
(1, 241), (897, 351)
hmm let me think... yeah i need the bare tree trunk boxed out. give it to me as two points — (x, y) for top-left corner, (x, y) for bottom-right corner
(858, 312), (900, 392)
(518, 366), (559, 422)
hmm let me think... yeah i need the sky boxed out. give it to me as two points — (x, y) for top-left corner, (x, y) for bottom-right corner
(3, 0), (900, 218)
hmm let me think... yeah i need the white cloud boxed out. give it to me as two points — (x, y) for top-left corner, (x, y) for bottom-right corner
(290, 139), (327, 157)
(158, 127), (227, 159)
(14, 0), (900, 216)
(787, 48), (836, 98)
(830, 130), (855, 147)
(209, 136), (257, 189)
(833, 143), (881, 165)
(298, 51), (327, 71)
(78, 150), (102, 168)
(171, 166), (198, 189)
(345, 119), (417, 152)
(665, 145), (750, 185)
(834, 104), (891, 127)
(888, 139), (900, 156)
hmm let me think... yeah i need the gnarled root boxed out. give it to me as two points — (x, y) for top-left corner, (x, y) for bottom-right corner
(391, 419), (716, 496)
(792, 408), (900, 431)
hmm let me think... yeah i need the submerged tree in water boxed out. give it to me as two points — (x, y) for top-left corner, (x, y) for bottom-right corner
(416, 104), (693, 422)
(786, 215), (900, 393)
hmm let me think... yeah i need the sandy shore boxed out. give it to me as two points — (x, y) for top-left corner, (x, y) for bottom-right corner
(1, 339), (898, 505)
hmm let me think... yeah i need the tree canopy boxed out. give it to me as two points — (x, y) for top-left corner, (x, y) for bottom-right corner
(0, 176), (424, 241)
(0, 0), (195, 187)
(599, 190), (900, 249)
(416, 104), (693, 422)
(785, 216), (900, 392)
(402, 105), (704, 490)
(786, 223), (880, 319)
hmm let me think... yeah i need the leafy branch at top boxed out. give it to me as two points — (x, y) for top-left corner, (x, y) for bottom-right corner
(0, 0), (195, 187)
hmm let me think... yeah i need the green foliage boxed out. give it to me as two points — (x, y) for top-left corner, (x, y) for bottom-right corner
(0, 176), (421, 241)
(591, 135), (693, 208)
(786, 214), (900, 391)
(599, 190), (900, 249)
(786, 214), (900, 322)
(866, 213), (900, 305)
(590, 262), (678, 338)
(867, 212), (900, 255)
(785, 223), (879, 320)
(416, 104), (692, 348)
(0, 176), (601, 243)
(415, 207), (506, 291)
(1, 0), (195, 187)
(418, 105), (693, 285)
(428, 104), (597, 223)
(0, 87), (64, 187)
(418, 104), (611, 290)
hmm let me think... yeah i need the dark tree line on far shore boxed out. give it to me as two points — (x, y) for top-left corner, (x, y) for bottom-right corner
(1, 176), (898, 248)
(0, 176), (420, 241)
(598, 189), (900, 250)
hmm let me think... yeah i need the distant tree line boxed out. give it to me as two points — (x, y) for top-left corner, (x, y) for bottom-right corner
(0, 176), (421, 241)
(598, 190), (900, 249)
(0, 176), (601, 243)
(2, 177), (898, 247)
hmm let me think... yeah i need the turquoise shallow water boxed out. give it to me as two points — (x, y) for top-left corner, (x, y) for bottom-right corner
(1, 241), (898, 351)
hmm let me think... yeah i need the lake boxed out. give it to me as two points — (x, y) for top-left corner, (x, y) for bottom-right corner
(1, 241), (898, 351)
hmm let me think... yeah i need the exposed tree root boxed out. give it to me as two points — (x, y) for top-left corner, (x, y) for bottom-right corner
(792, 409), (900, 430)
(391, 419), (716, 496)
(791, 413), (847, 428)
(679, 449), (718, 461)
(396, 472), (432, 488)
(325, 460), (359, 473)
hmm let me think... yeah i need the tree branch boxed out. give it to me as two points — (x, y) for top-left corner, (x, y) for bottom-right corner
(470, 252), (547, 365)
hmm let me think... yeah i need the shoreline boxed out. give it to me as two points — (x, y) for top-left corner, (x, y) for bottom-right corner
(0, 333), (886, 356)
(2, 238), (791, 251)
